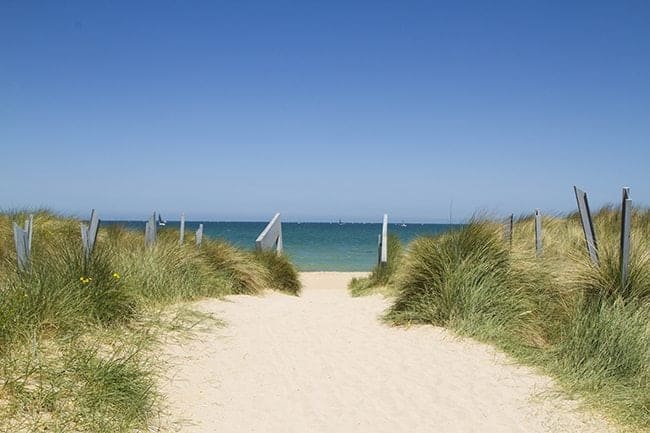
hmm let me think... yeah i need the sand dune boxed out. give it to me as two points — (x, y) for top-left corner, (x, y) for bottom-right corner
(158, 272), (613, 433)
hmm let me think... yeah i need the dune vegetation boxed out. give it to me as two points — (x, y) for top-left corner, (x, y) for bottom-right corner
(0, 210), (300, 433)
(351, 207), (649, 431)
(348, 233), (403, 297)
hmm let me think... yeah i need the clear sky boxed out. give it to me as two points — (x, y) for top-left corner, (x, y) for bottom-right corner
(1, 1), (649, 222)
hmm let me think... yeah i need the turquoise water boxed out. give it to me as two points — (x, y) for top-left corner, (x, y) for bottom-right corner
(107, 221), (458, 271)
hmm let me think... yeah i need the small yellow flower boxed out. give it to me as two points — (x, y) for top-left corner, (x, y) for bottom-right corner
(112, 272), (120, 279)
(79, 276), (84, 282)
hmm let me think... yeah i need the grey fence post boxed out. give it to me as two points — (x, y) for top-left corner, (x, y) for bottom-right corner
(620, 187), (632, 289)
(379, 214), (388, 265)
(13, 214), (33, 271)
(196, 223), (203, 247)
(534, 209), (542, 256)
(145, 212), (157, 248)
(26, 214), (33, 253)
(80, 209), (100, 261)
(377, 234), (382, 265)
(255, 213), (282, 254)
(573, 186), (599, 265)
(504, 214), (514, 247)
(179, 212), (185, 245)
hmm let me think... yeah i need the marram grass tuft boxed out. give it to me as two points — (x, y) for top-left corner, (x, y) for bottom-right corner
(386, 209), (650, 430)
(0, 210), (301, 432)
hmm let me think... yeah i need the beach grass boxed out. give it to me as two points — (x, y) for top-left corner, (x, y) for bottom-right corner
(385, 209), (649, 430)
(253, 250), (302, 296)
(348, 233), (402, 297)
(0, 211), (300, 432)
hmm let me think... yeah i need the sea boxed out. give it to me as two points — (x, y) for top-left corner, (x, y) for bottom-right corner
(106, 221), (458, 271)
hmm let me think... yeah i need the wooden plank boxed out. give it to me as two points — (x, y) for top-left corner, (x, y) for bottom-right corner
(81, 209), (100, 260)
(255, 213), (282, 253)
(620, 187), (632, 289)
(145, 212), (157, 248)
(276, 221), (283, 254)
(13, 222), (28, 271)
(196, 223), (203, 247)
(377, 234), (382, 265)
(80, 222), (88, 257)
(26, 214), (33, 254)
(534, 209), (542, 256)
(144, 221), (151, 247)
(574, 186), (599, 265)
(179, 212), (185, 245)
(380, 214), (388, 264)
(87, 209), (100, 256)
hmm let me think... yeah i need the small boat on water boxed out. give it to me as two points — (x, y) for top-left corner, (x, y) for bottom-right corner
(157, 214), (167, 227)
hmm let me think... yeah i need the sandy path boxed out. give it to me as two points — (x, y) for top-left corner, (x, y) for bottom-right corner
(159, 272), (613, 433)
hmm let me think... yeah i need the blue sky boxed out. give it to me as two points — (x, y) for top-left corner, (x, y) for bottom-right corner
(1, 1), (649, 222)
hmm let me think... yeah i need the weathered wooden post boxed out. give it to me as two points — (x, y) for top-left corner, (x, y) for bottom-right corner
(503, 213), (514, 247)
(196, 223), (203, 247)
(620, 187), (632, 289)
(378, 214), (388, 265)
(80, 209), (100, 261)
(573, 186), (599, 265)
(534, 209), (542, 256)
(13, 223), (28, 271)
(26, 214), (33, 253)
(179, 212), (185, 245)
(255, 213), (282, 255)
(144, 212), (157, 248)
(13, 214), (33, 271)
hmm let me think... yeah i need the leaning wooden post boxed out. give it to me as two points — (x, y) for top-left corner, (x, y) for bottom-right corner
(276, 220), (283, 253)
(12, 214), (33, 272)
(255, 213), (282, 255)
(13, 223), (28, 271)
(620, 187), (632, 289)
(534, 209), (542, 256)
(379, 214), (388, 265)
(179, 212), (185, 245)
(503, 214), (514, 247)
(574, 186), (599, 265)
(195, 223), (203, 247)
(377, 234), (382, 265)
(144, 212), (157, 248)
(80, 209), (100, 261)
(26, 214), (33, 253)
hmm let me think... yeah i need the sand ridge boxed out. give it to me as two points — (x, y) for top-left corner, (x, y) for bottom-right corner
(158, 272), (614, 433)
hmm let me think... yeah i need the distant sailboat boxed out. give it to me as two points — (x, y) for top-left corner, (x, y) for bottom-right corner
(400, 220), (407, 227)
(157, 214), (167, 227)
(338, 218), (343, 225)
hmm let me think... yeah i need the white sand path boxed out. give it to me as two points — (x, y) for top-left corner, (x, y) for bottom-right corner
(159, 272), (614, 433)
